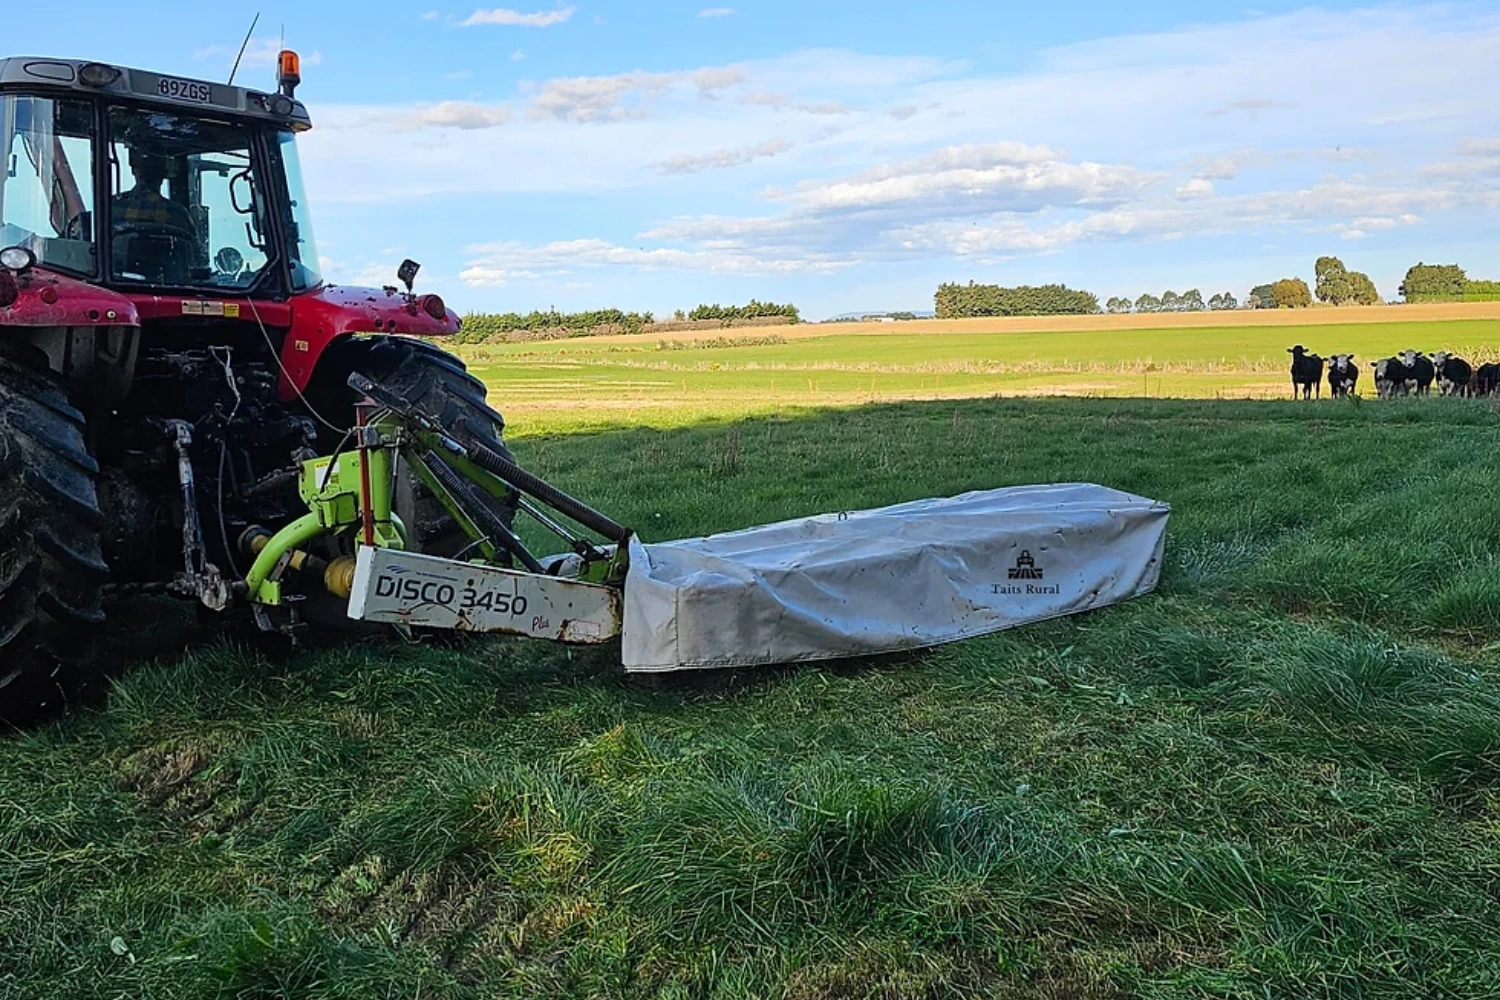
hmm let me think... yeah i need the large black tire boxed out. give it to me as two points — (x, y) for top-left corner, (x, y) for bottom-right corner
(0, 349), (108, 726)
(304, 336), (518, 552)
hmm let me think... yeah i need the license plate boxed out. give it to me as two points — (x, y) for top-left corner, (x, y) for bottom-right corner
(155, 75), (213, 104)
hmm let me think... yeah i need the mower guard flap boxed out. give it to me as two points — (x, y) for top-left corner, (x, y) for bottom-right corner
(621, 483), (1169, 672)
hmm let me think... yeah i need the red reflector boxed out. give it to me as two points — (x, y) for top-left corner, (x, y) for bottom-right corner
(421, 294), (446, 320)
(40, 287), (58, 305)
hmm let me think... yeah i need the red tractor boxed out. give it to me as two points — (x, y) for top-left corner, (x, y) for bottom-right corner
(0, 53), (517, 719)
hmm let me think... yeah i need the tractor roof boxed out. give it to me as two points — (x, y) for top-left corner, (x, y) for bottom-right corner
(0, 57), (312, 130)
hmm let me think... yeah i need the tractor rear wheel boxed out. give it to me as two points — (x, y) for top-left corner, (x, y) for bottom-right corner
(305, 336), (519, 551)
(0, 347), (108, 726)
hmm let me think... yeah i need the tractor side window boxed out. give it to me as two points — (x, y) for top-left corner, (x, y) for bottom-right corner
(276, 131), (322, 291)
(0, 96), (95, 275)
(107, 107), (271, 290)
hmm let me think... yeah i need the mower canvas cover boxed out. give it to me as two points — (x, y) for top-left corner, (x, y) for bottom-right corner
(621, 484), (1170, 672)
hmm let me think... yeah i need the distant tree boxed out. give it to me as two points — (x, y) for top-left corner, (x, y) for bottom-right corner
(673, 309), (686, 321)
(1346, 271), (1381, 305)
(1271, 277), (1313, 308)
(1135, 293), (1162, 313)
(1399, 262), (1467, 301)
(1248, 284), (1276, 309)
(1105, 296), (1133, 314)
(1161, 290), (1181, 313)
(1180, 288), (1206, 312)
(1208, 291), (1239, 310)
(1315, 256), (1352, 304)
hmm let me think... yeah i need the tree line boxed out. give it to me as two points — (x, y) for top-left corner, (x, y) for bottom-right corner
(1399, 263), (1500, 302)
(1104, 289), (1239, 313)
(452, 300), (800, 344)
(684, 300), (800, 323)
(935, 282), (1100, 318)
(453, 308), (656, 344)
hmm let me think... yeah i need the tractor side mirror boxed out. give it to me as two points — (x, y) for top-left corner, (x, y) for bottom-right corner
(397, 258), (420, 294)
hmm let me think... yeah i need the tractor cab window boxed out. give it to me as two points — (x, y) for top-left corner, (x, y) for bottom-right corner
(275, 131), (322, 291)
(107, 107), (272, 290)
(0, 96), (96, 275)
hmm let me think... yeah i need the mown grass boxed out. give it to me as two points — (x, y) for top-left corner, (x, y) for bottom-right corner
(5, 395), (1500, 998)
(463, 318), (1500, 433)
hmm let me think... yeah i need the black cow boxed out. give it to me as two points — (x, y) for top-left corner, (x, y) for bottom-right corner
(1326, 353), (1358, 397)
(1401, 349), (1435, 396)
(1372, 357), (1411, 398)
(1474, 362), (1500, 398)
(1287, 345), (1324, 399)
(1432, 351), (1473, 396)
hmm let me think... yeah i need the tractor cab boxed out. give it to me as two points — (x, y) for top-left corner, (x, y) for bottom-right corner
(0, 55), (320, 298)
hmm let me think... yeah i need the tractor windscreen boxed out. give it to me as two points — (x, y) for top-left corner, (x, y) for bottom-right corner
(106, 106), (274, 290)
(0, 96), (96, 275)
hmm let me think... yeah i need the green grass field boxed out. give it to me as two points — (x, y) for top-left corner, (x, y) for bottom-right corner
(6, 393), (1500, 998)
(462, 318), (1500, 434)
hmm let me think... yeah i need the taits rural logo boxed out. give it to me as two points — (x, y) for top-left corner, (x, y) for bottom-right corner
(992, 550), (1060, 596)
(1008, 550), (1043, 580)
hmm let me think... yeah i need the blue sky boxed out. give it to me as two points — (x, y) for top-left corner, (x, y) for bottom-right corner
(33, 1), (1500, 317)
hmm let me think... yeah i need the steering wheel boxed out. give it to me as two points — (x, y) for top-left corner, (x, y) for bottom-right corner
(112, 220), (197, 244)
(112, 220), (197, 281)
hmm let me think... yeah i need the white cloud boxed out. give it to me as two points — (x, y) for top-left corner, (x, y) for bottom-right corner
(779, 142), (1157, 214)
(1458, 137), (1500, 156)
(392, 101), (512, 130)
(461, 6), (575, 27)
(1175, 178), (1215, 200)
(511, 49), (526, 61)
(656, 138), (795, 175)
(422, 10), (440, 19)
(459, 238), (845, 284)
(698, 6), (735, 17)
(1208, 97), (1296, 117)
(735, 91), (852, 115)
(526, 65), (745, 122)
(888, 105), (920, 121)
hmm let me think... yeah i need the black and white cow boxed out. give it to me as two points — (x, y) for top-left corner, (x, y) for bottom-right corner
(1474, 363), (1500, 398)
(1431, 351), (1473, 396)
(1326, 353), (1358, 397)
(1372, 356), (1411, 398)
(1401, 349), (1436, 396)
(1287, 345), (1324, 399)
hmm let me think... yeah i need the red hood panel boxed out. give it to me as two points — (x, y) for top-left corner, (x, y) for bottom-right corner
(0, 269), (140, 327)
(279, 284), (462, 398)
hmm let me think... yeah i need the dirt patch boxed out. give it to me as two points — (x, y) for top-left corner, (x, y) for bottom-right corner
(118, 742), (215, 804)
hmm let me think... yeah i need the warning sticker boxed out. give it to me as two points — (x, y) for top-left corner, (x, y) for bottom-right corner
(181, 300), (233, 317)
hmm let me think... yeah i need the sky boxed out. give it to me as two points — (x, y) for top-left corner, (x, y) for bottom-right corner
(31, 1), (1500, 318)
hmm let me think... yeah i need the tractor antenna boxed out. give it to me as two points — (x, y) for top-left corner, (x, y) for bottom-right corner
(227, 12), (261, 86)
